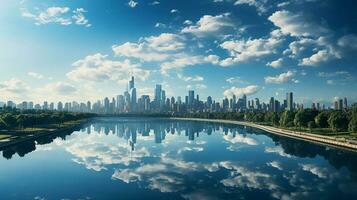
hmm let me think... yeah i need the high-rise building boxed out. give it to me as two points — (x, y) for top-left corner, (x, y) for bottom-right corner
(188, 90), (194, 106)
(344, 97), (348, 109)
(117, 95), (124, 113)
(338, 98), (343, 110)
(242, 94), (247, 110)
(286, 92), (293, 111)
(57, 102), (63, 111)
(104, 97), (110, 114)
(128, 76), (135, 90)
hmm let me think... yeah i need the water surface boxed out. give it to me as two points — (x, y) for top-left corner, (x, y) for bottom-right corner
(1, 118), (357, 200)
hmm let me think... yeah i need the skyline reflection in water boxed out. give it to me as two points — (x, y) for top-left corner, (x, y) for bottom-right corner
(1, 117), (357, 200)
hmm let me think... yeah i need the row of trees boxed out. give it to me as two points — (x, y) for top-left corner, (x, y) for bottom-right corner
(175, 103), (357, 133)
(0, 109), (95, 130)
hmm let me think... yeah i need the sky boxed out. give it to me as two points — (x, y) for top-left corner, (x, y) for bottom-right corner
(0, 0), (356, 107)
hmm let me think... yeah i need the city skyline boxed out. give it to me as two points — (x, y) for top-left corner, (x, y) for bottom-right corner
(1, 76), (351, 113)
(1, 0), (357, 106)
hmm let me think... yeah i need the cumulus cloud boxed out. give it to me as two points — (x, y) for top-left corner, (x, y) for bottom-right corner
(264, 71), (299, 84)
(223, 85), (260, 97)
(317, 71), (350, 78)
(266, 58), (283, 68)
(67, 53), (150, 84)
(160, 55), (218, 75)
(267, 161), (283, 170)
(112, 33), (185, 62)
(0, 78), (29, 101)
(338, 34), (357, 50)
(21, 7), (90, 27)
(170, 9), (179, 13)
(128, 0), (138, 8)
(0, 78), (28, 94)
(181, 13), (234, 37)
(219, 30), (283, 66)
(268, 10), (327, 37)
(42, 82), (77, 95)
(226, 76), (248, 84)
(234, 0), (268, 15)
(177, 74), (204, 82)
(300, 164), (328, 179)
(299, 50), (335, 66)
(151, 1), (160, 5)
(285, 36), (341, 66)
(28, 72), (44, 79)
(223, 134), (258, 145)
(72, 8), (91, 27)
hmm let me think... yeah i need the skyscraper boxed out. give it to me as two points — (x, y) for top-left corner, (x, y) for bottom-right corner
(155, 84), (162, 108)
(344, 97), (348, 109)
(128, 76), (134, 90)
(286, 92), (293, 111)
(188, 90), (194, 106)
(242, 94), (247, 110)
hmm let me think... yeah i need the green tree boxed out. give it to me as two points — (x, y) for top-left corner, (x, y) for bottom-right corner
(348, 103), (357, 132)
(315, 111), (329, 128)
(328, 111), (349, 131)
(308, 121), (316, 132)
(280, 111), (295, 127)
(1, 113), (18, 129)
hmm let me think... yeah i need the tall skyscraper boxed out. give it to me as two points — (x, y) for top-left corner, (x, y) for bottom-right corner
(188, 90), (194, 106)
(344, 97), (348, 109)
(128, 76), (135, 90)
(155, 84), (162, 104)
(286, 92), (293, 111)
(242, 94), (247, 110)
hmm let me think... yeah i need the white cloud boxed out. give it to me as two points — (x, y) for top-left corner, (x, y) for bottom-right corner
(0, 78), (29, 101)
(300, 164), (328, 179)
(67, 53), (150, 83)
(268, 10), (327, 37)
(160, 54), (220, 75)
(267, 161), (283, 170)
(183, 20), (192, 25)
(28, 72), (44, 79)
(170, 9), (179, 13)
(21, 7), (90, 27)
(177, 74), (204, 82)
(112, 33), (185, 62)
(299, 49), (334, 66)
(155, 22), (166, 28)
(226, 76), (247, 84)
(223, 134), (258, 145)
(234, 0), (268, 15)
(338, 34), (357, 50)
(223, 85), (260, 97)
(285, 36), (341, 66)
(317, 71), (349, 77)
(266, 58), (283, 68)
(44, 82), (77, 95)
(181, 13), (234, 37)
(151, 1), (160, 5)
(219, 32), (283, 66)
(265, 71), (299, 84)
(72, 8), (91, 27)
(0, 78), (28, 94)
(128, 0), (138, 8)
(264, 146), (292, 158)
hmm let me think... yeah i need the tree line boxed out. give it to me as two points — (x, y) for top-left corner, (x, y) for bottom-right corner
(0, 108), (95, 130)
(174, 103), (357, 133)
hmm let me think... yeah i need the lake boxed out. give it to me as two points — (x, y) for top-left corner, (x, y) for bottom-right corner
(1, 117), (357, 200)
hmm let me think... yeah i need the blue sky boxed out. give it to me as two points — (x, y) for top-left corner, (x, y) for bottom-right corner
(0, 0), (356, 107)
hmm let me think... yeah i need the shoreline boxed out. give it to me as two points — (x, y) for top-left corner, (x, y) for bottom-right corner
(1, 116), (356, 152)
(171, 117), (357, 152)
(0, 119), (90, 149)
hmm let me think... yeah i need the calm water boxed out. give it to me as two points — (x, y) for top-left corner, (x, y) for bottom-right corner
(1, 118), (357, 200)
